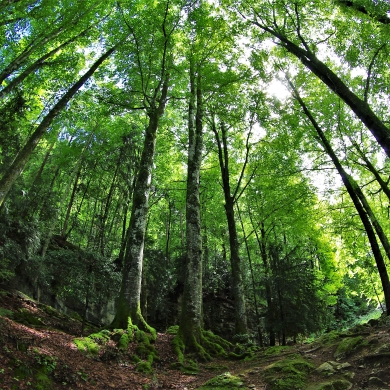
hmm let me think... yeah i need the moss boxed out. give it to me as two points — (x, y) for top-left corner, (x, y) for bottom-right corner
(171, 329), (235, 373)
(317, 331), (341, 346)
(14, 308), (44, 326)
(34, 370), (53, 390)
(262, 354), (314, 390)
(136, 360), (153, 373)
(88, 331), (110, 344)
(167, 325), (179, 335)
(74, 337), (100, 356)
(264, 346), (291, 356)
(118, 333), (130, 350)
(198, 372), (246, 389)
(334, 336), (366, 359)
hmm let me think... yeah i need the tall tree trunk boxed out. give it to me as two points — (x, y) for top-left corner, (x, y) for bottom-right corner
(179, 61), (204, 350)
(290, 82), (390, 315)
(98, 150), (122, 255)
(212, 120), (248, 335)
(0, 44), (118, 206)
(110, 74), (170, 331)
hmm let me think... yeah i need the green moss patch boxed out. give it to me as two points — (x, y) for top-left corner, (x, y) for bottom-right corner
(264, 345), (291, 356)
(317, 331), (341, 346)
(334, 336), (366, 359)
(198, 372), (247, 389)
(262, 354), (314, 390)
(74, 337), (100, 356)
(166, 325), (179, 335)
(14, 308), (44, 326)
(172, 329), (233, 373)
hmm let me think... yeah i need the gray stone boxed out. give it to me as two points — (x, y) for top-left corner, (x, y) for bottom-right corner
(316, 362), (336, 376)
(337, 362), (352, 370)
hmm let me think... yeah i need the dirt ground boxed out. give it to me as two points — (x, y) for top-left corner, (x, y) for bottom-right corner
(0, 289), (389, 389)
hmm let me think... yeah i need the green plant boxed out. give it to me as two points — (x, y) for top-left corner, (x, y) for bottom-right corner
(78, 370), (88, 382)
(0, 307), (14, 318)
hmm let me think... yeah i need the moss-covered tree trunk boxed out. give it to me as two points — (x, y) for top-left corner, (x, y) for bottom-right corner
(178, 59), (204, 350)
(110, 75), (169, 331)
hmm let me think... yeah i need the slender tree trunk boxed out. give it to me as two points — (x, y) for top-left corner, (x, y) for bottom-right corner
(212, 120), (247, 334)
(251, 214), (276, 346)
(236, 203), (263, 346)
(98, 151), (122, 255)
(291, 83), (390, 315)
(111, 74), (170, 330)
(0, 44), (118, 206)
(351, 141), (390, 202)
(60, 165), (82, 239)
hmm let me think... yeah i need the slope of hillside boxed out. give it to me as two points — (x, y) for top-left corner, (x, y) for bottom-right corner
(0, 288), (389, 390)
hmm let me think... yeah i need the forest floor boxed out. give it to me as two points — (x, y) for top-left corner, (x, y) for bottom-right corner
(0, 289), (390, 390)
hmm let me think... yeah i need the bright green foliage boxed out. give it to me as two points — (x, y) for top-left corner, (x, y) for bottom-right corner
(0, 0), (390, 366)
(74, 337), (100, 356)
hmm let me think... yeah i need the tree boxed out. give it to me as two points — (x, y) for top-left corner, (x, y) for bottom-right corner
(110, 0), (176, 331)
(0, 44), (119, 206)
(234, 0), (390, 157)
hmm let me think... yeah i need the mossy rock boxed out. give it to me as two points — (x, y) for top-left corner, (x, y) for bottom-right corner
(198, 372), (247, 389)
(334, 336), (367, 359)
(307, 379), (352, 390)
(317, 331), (341, 346)
(262, 354), (314, 390)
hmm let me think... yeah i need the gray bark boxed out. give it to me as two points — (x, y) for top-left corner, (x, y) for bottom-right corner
(111, 74), (170, 329)
(179, 60), (204, 346)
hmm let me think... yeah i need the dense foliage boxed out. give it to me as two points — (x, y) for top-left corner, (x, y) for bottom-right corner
(1, 0), (389, 346)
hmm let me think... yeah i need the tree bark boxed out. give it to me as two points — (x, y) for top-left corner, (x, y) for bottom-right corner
(110, 74), (170, 330)
(179, 60), (204, 349)
(0, 44), (117, 207)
